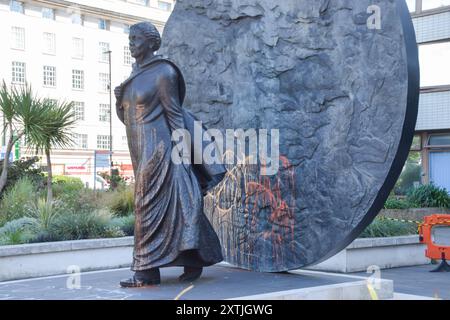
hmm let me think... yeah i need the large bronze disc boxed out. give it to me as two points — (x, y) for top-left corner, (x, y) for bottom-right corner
(160, 0), (419, 272)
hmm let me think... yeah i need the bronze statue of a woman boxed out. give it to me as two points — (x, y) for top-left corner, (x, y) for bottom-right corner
(115, 22), (226, 287)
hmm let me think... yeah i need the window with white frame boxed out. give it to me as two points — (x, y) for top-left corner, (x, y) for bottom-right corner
(72, 37), (84, 59)
(99, 73), (110, 92)
(10, 1), (24, 14)
(12, 61), (26, 84)
(158, 1), (172, 11)
(123, 24), (130, 34)
(124, 46), (132, 65)
(132, 0), (149, 5)
(11, 26), (25, 50)
(121, 136), (128, 149)
(98, 19), (109, 30)
(21, 135), (29, 147)
(73, 102), (85, 121)
(419, 41), (450, 87)
(43, 32), (56, 55)
(44, 98), (57, 106)
(99, 42), (110, 62)
(405, 0), (416, 12)
(73, 133), (88, 149)
(99, 104), (111, 122)
(72, 70), (84, 90)
(97, 135), (111, 150)
(43, 66), (56, 87)
(42, 7), (55, 20)
(422, 0), (450, 11)
(71, 13), (83, 25)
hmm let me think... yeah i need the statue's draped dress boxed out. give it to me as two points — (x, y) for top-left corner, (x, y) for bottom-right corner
(118, 56), (224, 271)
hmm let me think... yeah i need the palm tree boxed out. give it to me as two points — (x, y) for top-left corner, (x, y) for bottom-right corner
(0, 83), (46, 194)
(0, 82), (16, 194)
(27, 99), (76, 204)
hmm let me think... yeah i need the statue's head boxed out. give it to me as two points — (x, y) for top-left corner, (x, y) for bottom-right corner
(129, 22), (161, 58)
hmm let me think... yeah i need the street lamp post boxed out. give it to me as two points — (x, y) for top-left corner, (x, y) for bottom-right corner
(105, 50), (113, 186)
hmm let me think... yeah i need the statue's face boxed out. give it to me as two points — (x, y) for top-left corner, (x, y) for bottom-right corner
(129, 29), (152, 58)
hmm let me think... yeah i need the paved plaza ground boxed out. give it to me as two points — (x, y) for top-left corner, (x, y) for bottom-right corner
(0, 264), (447, 300)
(353, 264), (450, 300)
(0, 265), (357, 300)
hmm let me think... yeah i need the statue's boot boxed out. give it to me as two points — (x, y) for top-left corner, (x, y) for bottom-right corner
(178, 267), (203, 282)
(120, 268), (160, 288)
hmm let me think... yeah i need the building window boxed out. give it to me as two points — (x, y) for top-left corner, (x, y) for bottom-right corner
(72, 70), (84, 90)
(42, 7), (55, 20)
(73, 102), (85, 121)
(124, 46), (133, 65)
(73, 133), (88, 149)
(11, 26), (25, 50)
(71, 13), (83, 25)
(10, 1), (24, 14)
(43, 66), (56, 87)
(428, 134), (450, 147)
(133, 0), (149, 5)
(97, 135), (111, 150)
(99, 104), (111, 122)
(99, 73), (110, 92)
(44, 98), (58, 106)
(422, 0), (450, 11)
(72, 38), (84, 59)
(12, 61), (26, 84)
(406, 0), (416, 12)
(98, 19), (109, 30)
(99, 42), (110, 62)
(419, 41), (450, 87)
(123, 24), (130, 34)
(43, 32), (56, 55)
(21, 135), (29, 147)
(411, 135), (422, 151)
(158, 1), (172, 11)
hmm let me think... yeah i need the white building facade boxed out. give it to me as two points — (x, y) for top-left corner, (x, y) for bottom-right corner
(0, 0), (174, 181)
(2, 0), (450, 191)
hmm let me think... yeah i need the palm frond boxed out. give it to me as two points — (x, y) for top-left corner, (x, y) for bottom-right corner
(0, 81), (15, 123)
(27, 99), (77, 152)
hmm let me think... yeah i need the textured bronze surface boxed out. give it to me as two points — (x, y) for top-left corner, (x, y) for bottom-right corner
(115, 22), (226, 274)
(161, 0), (420, 271)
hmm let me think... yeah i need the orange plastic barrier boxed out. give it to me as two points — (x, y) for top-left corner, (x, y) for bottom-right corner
(419, 214), (450, 260)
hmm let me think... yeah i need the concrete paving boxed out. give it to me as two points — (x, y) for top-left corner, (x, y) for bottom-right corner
(1, 264), (447, 300)
(353, 264), (450, 300)
(0, 265), (358, 300)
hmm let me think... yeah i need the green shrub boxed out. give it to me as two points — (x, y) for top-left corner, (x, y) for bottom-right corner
(26, 198), (62, 230)
(101, 185), (134, 217)
(109, 215), (135, 236)
(394, 152), (421, 195)
(383, 197), (411, 209)
(360, 217), (418, 238)
(47, 210), (111, 241)
(407, 183), (450, 208)
(52, 176), (84, 199)
(55, 188), (98, 215)
(45, 209), (128, 241)
(102, 226), (126, 238)
(0, 178), (37, 226)
(0, 217), (40, 245)
(0, 157), (45, 194)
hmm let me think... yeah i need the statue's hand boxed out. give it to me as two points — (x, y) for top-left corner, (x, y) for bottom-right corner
(114, 85), (124, 108)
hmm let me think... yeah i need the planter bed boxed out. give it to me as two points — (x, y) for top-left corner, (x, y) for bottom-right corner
(0, 237), (134, 282)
